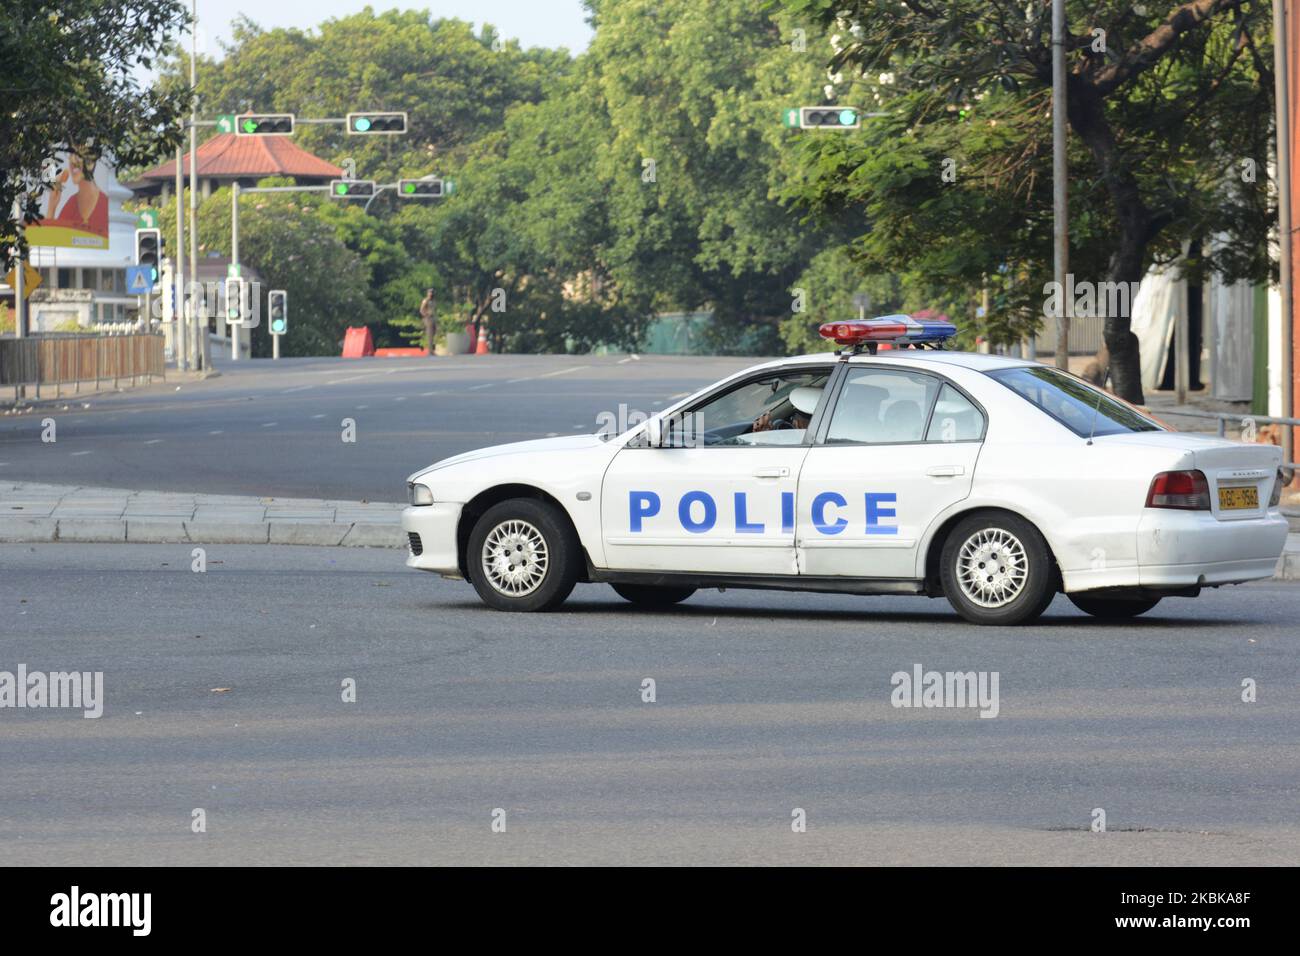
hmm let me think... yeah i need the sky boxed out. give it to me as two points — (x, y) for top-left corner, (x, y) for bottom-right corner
(183, 1), (595, 56)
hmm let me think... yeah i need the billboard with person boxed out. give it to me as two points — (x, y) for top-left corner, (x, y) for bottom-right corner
(27, 151), (111, 250)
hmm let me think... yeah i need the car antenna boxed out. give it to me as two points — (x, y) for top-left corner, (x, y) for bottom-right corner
(1086, 388), (1104, 446)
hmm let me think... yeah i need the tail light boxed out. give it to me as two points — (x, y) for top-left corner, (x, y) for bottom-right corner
(1146, 470), (1210, 510)
(1269, 468), (1284, 507)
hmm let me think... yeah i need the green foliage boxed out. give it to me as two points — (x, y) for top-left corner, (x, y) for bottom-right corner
(1, 0), (192, 269)
(155, 179), (378, 357)
(776, 0), (1274, 399)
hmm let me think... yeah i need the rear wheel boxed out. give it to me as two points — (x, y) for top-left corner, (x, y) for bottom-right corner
(611, 583), (696, 607)
(940, 512), (1056, 626)
(1068, 594), (1161, 619)
(466, 498), (579, 612)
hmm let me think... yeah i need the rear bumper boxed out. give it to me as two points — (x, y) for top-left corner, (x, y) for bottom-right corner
(1064, 509), (1289, 592)
(401, 503), (462, 575)
(1135, 509), (1289, 588)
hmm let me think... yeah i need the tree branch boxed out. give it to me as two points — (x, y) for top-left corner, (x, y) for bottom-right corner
(1089, 0), (1242, 95)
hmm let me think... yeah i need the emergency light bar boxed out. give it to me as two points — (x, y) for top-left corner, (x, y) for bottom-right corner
(818, 314), (957, 347)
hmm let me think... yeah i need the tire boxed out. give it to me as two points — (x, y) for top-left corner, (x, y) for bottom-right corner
(466, 498), (580, 612)
(940, 512), (1057, 626)
(611, 583), (696, 607)
(1067, 594), (1161, 619)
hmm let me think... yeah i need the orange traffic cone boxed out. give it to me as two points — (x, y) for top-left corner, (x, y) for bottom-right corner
(475, 323), (490, 354)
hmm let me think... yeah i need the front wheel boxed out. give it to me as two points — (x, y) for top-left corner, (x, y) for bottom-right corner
(611, 583), (696, 607)
(1067, 594), (1161, 619)
(940, 512), (1057, 626)
(466, 498), (580, 612)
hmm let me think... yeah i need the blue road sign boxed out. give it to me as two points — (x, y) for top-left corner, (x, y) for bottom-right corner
(125, 265), (155, 294)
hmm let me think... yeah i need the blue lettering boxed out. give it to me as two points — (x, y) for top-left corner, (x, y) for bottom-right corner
(734, 492), (764, 533)
(865, 492), (898, 535)
(781, 491), (794, 534)
(629, 491), (660, 532)
(679, 490), (717, 533)
(812, 492), (847, 535)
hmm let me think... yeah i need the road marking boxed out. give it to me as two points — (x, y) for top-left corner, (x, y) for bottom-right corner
(70, 450), (92, 456)
(209, 430), (224, 435)
(505, 365), (587, 384)
(468, 384), (492, 391)
(355, 404), (369, 409)
(280, 385), (313, 394)
(143, 439), (163, 445)
(394, 396), (406, 402)
(419, 391), (444, 397)
(310, 414), (326, 419)
(261, 422), (277, 427)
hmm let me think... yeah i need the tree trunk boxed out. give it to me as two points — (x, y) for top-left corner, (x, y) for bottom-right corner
(1066, 81), (1155, 404)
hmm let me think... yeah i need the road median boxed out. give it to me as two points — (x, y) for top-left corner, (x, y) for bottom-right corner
(0, 481), (405, 548)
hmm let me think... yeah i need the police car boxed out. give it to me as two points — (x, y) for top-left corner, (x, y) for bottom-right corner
(403, 316), (1290, 625)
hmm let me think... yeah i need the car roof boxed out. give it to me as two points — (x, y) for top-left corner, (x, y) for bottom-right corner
(754, 350), (1035, 372)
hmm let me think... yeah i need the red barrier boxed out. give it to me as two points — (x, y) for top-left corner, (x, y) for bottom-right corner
(374, 347), (426, 357)
(342, 326), (375, 358)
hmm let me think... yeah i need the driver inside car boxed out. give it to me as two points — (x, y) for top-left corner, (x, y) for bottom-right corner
(751, 385), (822, 434)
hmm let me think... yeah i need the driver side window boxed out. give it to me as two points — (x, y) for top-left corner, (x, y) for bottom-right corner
(665, 368), (831, 447)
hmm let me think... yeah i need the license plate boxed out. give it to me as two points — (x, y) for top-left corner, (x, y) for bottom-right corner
(1218, 486), (1258, 510)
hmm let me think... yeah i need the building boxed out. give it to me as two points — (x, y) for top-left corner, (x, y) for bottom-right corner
(128, 133), (343, 201)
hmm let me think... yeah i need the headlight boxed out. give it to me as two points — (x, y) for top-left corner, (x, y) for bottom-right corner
(408, 482), (434, 506)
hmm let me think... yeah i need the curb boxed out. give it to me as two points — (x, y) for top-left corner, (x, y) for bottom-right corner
(0, 517), (404, 549)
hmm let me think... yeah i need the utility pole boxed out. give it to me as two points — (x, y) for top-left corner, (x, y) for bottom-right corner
(174, 144), (187, 371)
(1274, 0), (1294, 470)
(231, 181), (240, 361)
(1051, 0), (1070, 370)
(189, 0), (205, 371)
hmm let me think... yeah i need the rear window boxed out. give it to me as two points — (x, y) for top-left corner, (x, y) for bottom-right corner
(986, 366), (1163, 437)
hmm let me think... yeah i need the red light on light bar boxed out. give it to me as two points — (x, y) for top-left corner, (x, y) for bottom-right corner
(818, 319), (908, 345)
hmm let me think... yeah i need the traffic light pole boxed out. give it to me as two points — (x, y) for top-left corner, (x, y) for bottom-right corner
(231, 182), (240, 361)
(174, 144), (187, 371)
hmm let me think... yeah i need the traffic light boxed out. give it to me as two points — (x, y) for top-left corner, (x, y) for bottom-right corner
(134, 228), (162, 286)
(798, 106), (860, 129)
(224, 278), (246, 325)
(236, 113), (295, 136)
(346, 112), (408, 135)
(329, 179), (377, 199)
(268, 290), (288, 335)
(397, 178), (443, 199)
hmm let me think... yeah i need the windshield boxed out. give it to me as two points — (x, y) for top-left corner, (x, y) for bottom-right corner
(986, 366), (1163, 438)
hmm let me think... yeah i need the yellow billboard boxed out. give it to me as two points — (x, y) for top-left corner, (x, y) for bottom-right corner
(27, 152), (111, 250)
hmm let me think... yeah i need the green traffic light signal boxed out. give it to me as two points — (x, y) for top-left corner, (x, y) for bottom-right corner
(403, 182), (416, 194)
(838, 109), (857, 126)
(335, 183), (349, 195)
(353, 117), (371, 132)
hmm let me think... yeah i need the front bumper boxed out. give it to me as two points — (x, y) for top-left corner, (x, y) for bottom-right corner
(402, 502), (463, 575)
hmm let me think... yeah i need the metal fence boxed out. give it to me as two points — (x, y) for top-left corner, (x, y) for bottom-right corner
(0, 332), (165, 398)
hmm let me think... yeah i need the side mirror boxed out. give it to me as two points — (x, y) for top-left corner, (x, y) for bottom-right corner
(647, 417), (664, 448)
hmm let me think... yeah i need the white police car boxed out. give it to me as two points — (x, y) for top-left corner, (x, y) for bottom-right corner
(403, 316), (1290, 625)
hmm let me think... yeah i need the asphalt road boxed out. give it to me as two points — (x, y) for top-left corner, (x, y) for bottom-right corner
(0, 353), (758, 501)
(3, 543), (1297, 866)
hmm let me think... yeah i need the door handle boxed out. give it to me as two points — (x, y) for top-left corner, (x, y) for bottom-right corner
(926, 465), (965, 477)
(752, 466), (790, 479)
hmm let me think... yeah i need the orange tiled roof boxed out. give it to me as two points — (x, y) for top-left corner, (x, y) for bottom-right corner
(136, 133), (343, 181)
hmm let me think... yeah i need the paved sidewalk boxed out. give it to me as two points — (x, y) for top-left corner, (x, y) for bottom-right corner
(0, 481), (404, 548)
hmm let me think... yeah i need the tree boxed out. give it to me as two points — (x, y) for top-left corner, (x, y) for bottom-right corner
(780, 0), (1274, 402)
(155, 179), (379, 357)
(1, 0), (191, 269)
